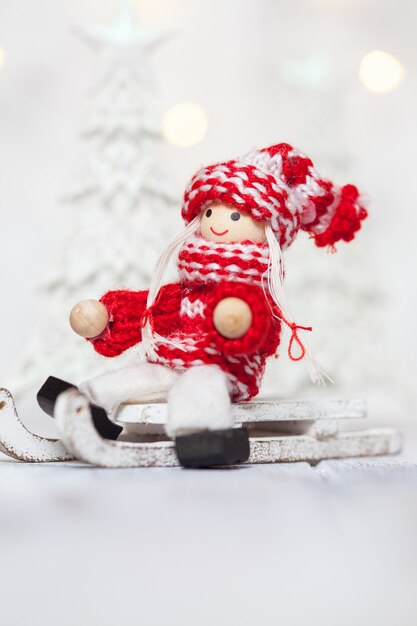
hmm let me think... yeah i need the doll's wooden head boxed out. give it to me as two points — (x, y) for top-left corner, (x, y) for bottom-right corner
(199, 202), (266, 244)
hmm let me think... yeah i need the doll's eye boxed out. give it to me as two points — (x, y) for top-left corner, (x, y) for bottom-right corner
(231, 212), (241, 221)
(205, 208), (212, 218)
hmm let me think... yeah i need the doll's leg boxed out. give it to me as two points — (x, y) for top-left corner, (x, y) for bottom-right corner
(79, 362), (180, 413)
(166, 365), (233, 437)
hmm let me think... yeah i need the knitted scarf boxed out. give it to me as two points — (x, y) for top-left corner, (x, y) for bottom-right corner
(177, 233), (270, 286)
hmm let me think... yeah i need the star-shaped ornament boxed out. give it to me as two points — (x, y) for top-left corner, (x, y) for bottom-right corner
(74, 1), (171, 83)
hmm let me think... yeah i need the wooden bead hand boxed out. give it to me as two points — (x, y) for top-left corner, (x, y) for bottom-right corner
(213, 297), (252, 339)
(69, 300), (109, 339)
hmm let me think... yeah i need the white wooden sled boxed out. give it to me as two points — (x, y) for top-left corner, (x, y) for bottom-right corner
(0, 386), (402, 468)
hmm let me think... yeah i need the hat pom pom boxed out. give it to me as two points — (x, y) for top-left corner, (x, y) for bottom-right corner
(310, 184), (368, 249)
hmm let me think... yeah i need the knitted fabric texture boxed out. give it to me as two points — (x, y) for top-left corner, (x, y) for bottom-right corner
(182, 142), (368, 249)
(90, 236), (282, 401)
(94, 284), (181, 358)
(177, 233), (270, 285)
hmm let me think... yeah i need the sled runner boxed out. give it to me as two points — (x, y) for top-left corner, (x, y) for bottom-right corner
(0, 387), (71, 462)
(0, 386), (402, 467)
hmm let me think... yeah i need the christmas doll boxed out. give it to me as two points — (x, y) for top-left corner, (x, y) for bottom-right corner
(38, 142), (367, 467)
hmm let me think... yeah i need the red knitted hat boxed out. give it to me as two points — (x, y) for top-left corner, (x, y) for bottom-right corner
(182, 142), (368, 249)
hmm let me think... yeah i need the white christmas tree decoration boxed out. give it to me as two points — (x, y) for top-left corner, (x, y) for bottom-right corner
(8, 2), (177, 396)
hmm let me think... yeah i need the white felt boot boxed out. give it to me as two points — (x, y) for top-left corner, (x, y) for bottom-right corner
(79, 362), (180, 413)
(166, 365), (233, 437)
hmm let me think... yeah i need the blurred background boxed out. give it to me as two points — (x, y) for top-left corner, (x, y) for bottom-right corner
(1, 0), (416, 435)
(1, 2), (417, 625)
(1, 0), (416, 430)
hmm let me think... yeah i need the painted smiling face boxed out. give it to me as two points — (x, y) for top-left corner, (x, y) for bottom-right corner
(199, 202), (266, 244)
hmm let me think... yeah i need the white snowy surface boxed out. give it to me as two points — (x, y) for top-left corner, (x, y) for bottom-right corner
(1, 427), (417, 626)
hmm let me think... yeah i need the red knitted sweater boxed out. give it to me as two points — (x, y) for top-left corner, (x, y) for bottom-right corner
(89, 236), (282, 401)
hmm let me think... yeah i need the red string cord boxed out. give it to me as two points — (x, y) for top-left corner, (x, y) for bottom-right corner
(280, 316), (313, 361)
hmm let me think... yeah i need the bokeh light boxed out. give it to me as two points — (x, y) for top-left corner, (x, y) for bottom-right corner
(161, 102), (208, 147)
(359, 50), (404, 93)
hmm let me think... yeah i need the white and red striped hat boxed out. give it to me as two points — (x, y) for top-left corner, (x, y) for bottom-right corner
(182, 142), (367, 250)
